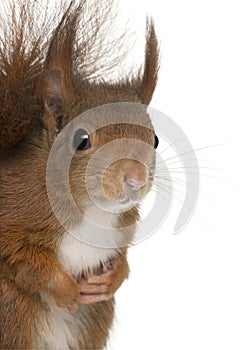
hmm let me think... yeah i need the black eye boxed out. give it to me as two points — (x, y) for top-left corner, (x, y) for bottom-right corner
(73, 128), (91, 151)
(154, 134), (159, 149)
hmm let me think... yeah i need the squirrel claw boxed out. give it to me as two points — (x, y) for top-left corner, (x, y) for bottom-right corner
(77, 256), (128, 304)
(86, 260), (117, 285)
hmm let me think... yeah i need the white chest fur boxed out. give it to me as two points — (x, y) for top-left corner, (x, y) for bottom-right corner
(57, 206), (121, 277)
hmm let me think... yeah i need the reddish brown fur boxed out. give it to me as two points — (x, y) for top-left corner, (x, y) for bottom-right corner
(0, 0), (159, 348)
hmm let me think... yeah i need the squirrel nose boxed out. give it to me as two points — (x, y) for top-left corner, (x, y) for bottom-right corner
(126, 178), (146, 191)
(124, 162), (147, 192)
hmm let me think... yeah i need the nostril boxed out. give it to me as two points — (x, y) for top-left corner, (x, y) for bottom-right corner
(126, 178), (146, 191)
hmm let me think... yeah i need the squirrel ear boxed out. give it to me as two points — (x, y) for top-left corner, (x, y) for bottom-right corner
(135, 19), (160, 105)
(45, 95), (63, 118)
(43, 68), (64, 131)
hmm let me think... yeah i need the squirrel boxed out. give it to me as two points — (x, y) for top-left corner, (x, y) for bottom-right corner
(0, 1), (159, 349)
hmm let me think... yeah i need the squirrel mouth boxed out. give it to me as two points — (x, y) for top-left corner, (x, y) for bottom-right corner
(119, 193), (139, 205)
(120, 197), (131, 205)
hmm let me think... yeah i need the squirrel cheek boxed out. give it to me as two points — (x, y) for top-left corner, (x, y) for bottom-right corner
(102, 176), (122, 201)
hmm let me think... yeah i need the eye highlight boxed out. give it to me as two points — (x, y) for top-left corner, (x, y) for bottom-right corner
(73, 128), (91, 151)
(154, 134), (159, 149)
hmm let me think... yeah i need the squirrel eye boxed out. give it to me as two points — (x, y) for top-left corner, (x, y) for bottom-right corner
(73, 128), (91, 151)
(154, 134), (159, 149)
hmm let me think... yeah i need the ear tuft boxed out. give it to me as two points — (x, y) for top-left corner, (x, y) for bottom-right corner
(44, 67), (63, 99)
(135, 18), (160, 105)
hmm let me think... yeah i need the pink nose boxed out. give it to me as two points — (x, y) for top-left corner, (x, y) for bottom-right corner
(126, 178), (146, 191)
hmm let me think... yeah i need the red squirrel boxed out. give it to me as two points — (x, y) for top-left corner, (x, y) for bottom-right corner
(0, 1), (159, 349)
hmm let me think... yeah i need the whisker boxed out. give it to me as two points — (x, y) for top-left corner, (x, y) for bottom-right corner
(156, 165), (224, 172)
(160, 143), (225, 163)
(155, 170), (222, 182)
(151, 177), (200, 203)
(149, 187), (172, 204)
(158, 137), (190, 156)
(153, 158), (209, 167)
(149, 185), (188, 207)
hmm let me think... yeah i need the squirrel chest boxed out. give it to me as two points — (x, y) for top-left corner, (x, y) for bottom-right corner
(57, 206), (120, 277)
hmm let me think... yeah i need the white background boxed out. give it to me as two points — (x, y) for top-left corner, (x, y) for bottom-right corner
(108, 0), (247, 349)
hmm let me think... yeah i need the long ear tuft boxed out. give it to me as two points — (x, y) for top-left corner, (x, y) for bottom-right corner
(137, 18), (160, 104)
(44, 2), (80, 102)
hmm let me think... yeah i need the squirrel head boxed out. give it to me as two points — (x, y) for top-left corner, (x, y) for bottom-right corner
(0, 1), (160, 225)
(35, 5), (160, 215)
(42, 66), (158, 214)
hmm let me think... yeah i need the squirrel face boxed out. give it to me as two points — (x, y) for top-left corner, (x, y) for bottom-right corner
(42, 84), (156, 214)
(69, 119), (156, 213)
(39, 59), (159, 216)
